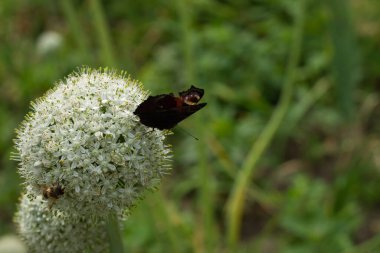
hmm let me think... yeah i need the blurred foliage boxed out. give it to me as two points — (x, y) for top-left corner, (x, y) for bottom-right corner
(1, 0), (380, 252)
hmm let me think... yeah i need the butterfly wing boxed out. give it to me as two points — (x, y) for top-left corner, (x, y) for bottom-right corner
(134, 94), (177, 129)
(148, 103), (207, 130)
(134, 86), (206, 130)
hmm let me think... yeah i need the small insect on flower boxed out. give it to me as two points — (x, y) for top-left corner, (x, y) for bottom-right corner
(42, 184), (64, 200)
(134, 85), (207, 130)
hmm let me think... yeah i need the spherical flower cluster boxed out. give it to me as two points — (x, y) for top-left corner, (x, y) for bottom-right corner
(14, 68), (172, 217)
(15, 192), (109, 253)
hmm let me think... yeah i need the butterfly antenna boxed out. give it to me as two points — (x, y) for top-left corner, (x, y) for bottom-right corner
(177, 126), (199, 141)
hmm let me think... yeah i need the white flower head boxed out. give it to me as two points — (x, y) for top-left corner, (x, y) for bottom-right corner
(14, 68), (172, 217)
(15, 193), (109, 253)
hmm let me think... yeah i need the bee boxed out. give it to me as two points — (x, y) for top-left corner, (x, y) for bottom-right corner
(42, 184), (64, 200)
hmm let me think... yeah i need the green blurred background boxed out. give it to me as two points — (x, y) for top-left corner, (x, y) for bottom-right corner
(1, 0), (380, 252)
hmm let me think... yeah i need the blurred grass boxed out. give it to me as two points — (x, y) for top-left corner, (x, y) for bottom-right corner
(59, 0), (90, 60)
(327, 0), (359, 121)
(1, 0), (380, 252)
(89, 0), (117, 67)
(226, 0), (305, 249)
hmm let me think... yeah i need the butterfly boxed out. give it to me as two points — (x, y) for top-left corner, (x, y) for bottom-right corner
(134, 85), (207, 130)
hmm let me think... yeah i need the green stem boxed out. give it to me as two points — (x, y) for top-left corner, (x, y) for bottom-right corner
(177, 0), (216, 250)
(197, 133), (216, 251)
(59, 0), (90, 59)
(225, 0), (306, 250)
(151, 191), (183, 253)
(283, 78), (331, 134)
(327, 0), (359, 121)
(89, 0), (117, 67)
(106, 213), (124, 253)
(176, 0), (195, 84)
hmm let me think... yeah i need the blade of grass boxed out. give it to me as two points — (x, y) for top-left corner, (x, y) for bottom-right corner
(150, 190), (187, 253)
(341, 233), (380, 253)
(197, 133), (217, 252)
(89, 0), (117, 67)
(176, 0), (217, 251)
(176, 0), (195, 84)
(59, 0), (90, 59)
(207, 135), (279, 208)
(225, 0), (306, 250)
(327, 0), (359, 121)
(283, 77), (331, 134)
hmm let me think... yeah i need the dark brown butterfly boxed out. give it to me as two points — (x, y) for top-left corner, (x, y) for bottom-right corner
(134, 85), (207, 130)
